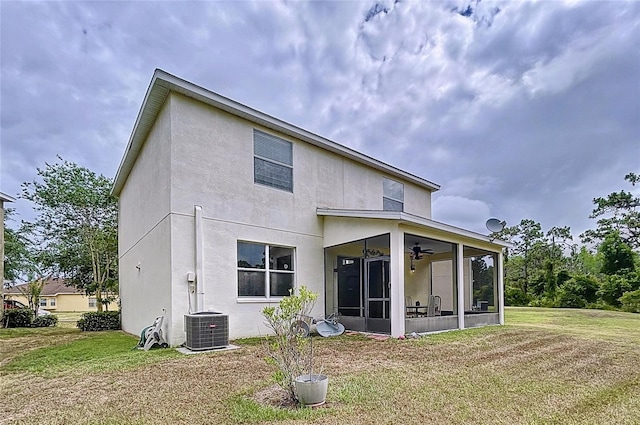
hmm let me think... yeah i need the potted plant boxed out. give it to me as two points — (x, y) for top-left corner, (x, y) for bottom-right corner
(262, 286), (328, 406)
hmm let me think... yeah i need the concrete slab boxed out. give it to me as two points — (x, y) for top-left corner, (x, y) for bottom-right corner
(176, 344), (241, 355)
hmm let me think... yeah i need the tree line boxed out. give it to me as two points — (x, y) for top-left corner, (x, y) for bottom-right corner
(3, 157), (639, 317)
(493, 172), (639, 312)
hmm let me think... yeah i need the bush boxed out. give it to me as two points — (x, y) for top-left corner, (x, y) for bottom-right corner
(505, 287), (531, 306)
(32, 315), (58, 328)
(4, 308), (34, 328)
(77, 311), (121, 331)
(598, 275), (633, 307)
(262, 286), (317, 401)
(620, 289), (640, 313)
(556, 288), (586, 308)
(528, 296), (559, 308)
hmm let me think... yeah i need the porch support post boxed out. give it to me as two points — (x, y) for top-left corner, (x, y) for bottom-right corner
(456, 243), (465, 330)
(390, 228), (405, 338)
(498, 250), (505, 325)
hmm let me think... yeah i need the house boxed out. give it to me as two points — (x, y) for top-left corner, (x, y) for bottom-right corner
(4, 277), (116, 312)
(1, 191), (15, 315)
(112, 69), (511, 346)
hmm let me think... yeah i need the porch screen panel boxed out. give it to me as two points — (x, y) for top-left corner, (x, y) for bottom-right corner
(337, 257), (362, 316)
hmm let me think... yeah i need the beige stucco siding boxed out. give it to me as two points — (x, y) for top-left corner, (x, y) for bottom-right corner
(118, 97), (172, 255)
(5, 293), (101, 312)
(168, 213), (325, 341)
(118, 98), (173, 339)
(120, 215), (172, 339)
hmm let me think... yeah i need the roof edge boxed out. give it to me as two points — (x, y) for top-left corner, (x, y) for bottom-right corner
(316, 208), (513, 248)
(112, 69), (441, 196)
(0, 191), (16, 202)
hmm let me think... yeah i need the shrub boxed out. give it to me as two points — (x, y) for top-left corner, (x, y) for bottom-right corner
(77, 311), (121, 331)
(4, 308), (34, 328)
(262, 286), (318, 402)
(598, 275), (633, 307)
(505, 287), (531, 306)
(556, 288), (586, 308)
(620, 289), (640, 313)
(32, 315), (58, 328)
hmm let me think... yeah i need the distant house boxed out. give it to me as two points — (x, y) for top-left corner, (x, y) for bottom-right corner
(1, 191), (15, 289)
(112, 69), (511, 346)
(4, 277), (116, 312)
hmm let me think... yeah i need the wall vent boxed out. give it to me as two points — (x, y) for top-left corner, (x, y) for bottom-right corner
(184, 312), (229, 350)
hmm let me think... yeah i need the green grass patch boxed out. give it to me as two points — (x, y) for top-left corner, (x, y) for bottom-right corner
(1, 331), (180, 376)
(0, 326), (79, 340)
(505, 307), (640, 345)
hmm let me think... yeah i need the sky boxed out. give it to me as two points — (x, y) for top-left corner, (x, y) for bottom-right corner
(1, 0), (639, 241)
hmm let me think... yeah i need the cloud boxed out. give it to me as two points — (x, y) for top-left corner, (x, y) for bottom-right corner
(432, 195), (492, 234)
(1, 0), (638, 241)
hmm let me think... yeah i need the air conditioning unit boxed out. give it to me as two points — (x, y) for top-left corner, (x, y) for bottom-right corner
(184, 312), (229, 350)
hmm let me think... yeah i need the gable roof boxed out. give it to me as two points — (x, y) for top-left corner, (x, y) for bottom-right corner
(4, 277), (84, 296)
(112, 69), (440, 197)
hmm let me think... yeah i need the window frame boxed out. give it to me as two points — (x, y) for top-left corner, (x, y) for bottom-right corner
(253, 129), (294, 192)
(383, 177), (404, 212)
(88, 297), (97, 308)
(50, 298), (56, 307)
(237, 241), (296, 301)
(39, 298), (47, 307)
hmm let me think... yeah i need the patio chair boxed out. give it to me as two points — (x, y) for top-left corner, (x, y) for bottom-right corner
(427, 295), (441, 317)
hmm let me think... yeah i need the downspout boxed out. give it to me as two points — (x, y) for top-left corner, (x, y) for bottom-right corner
(195, 205), (205, 312)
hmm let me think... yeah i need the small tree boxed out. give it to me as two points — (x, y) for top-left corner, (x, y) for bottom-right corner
(19, 276), (48, 317)
(262, 286), (317, 401)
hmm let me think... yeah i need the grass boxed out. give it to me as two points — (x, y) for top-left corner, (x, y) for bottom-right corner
(1, 307), (639, 424)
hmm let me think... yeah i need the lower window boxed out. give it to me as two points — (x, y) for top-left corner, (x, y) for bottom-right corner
(237, 241), (295, 298)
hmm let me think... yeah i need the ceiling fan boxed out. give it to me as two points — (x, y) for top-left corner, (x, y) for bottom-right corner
(410, 242), (433, 260)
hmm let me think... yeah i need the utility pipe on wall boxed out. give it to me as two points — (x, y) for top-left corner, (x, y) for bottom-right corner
(195, 205), (205, 312)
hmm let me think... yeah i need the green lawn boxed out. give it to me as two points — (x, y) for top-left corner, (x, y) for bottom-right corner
(1, 307), (639, 424)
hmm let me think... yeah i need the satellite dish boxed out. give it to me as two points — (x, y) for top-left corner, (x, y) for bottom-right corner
(486, 218), (506, 233)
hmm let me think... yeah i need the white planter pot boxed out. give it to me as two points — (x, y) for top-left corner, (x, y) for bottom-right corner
(294, 374), (328, 406)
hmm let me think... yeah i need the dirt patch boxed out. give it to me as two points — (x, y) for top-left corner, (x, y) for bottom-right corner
(253, 383), (298, 409)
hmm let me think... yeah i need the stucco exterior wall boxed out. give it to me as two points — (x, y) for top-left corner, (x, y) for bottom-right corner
(54, 294), (93, 311)
(120, 216), (172, 339)
(118, 98), (173, 340)
(167, 212), (325, 344)
(118, 98), (172, 255)
(168, 93), (433, 225)
(4, 293), (101, 312)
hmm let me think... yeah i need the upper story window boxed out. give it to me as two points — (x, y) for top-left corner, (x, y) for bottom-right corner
(39, 298), (47, 307)
(383, 178), (404, 211)
(254, 130), (293, 192)
(237, 241), (295, 298)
